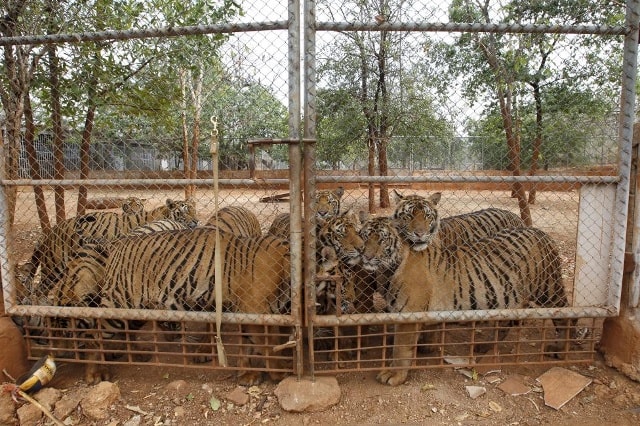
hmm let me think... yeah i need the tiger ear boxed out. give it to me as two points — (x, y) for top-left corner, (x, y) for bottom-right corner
(334, 186), (345, 199)
(392, 189), (404, 203)
(429, 192), (442, 205)
(165, 199), (176, 208)
(357, 209), (369, 224)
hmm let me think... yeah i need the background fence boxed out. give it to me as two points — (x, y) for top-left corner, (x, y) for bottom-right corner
(0, 0), (637, 382)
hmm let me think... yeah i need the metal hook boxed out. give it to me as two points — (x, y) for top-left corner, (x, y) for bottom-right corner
(210, 116), (219, 135)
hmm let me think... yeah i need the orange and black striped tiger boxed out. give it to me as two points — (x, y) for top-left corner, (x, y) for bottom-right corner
(365, 193), (573, 386)
(390, 190), (526, 250)
(266, 186), (346, 240)
(205, 205), (262, 237)
(79, 228), (290, 385)
(21, 198), (198, 296)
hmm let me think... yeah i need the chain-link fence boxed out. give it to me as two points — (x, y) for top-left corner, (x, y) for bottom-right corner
(1, 0), (637, 384)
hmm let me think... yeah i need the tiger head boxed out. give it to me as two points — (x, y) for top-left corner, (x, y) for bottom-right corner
(359, 216), (404, 273)
(121, 197), (146, 214)
(392, 190), (441, 251)
(317, 209), (364, 267)
(165, 198), (199, 228)
(314, 187), (344, 224)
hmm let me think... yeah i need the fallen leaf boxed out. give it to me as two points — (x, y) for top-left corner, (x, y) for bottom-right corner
(210, 396), (221, 411)
(488, 401), (502, 412)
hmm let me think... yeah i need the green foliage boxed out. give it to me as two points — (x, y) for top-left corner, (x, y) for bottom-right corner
(468, 86), (617, 169)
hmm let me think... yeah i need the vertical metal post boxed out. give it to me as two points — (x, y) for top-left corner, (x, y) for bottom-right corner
(303, 0), (318, 380)
(288, 0), (305, 379)
(0, 139), (9, 313)
(616, 0), (640, 309)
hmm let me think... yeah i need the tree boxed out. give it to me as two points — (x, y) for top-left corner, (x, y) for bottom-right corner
(431, 0), (623, 222)
(318, 0), (450, 211)
(1, 0), (48, 227)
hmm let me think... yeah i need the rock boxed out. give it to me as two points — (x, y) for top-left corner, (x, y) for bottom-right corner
(17, 402), (42, 425)
(34, 387), (62, 410)
(0, 316), (30, 380)
(123, 414), (142, 426)
(165, 379), (190, 395)
(226, 386), (249, 406)
(54, 388), (86, 420)
(0, 391), (17, 425)
(465, 386), (486, 399)
(274, 376), (340, 412)
(80, 381), (121, 420)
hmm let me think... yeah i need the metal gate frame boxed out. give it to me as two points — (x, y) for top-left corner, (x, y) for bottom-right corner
(300, 0), (639, 378)
(0, 0), (638, 381)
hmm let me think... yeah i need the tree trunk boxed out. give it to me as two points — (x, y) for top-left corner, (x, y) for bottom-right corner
(367, 134), (376, 214)
(497, 87), (532, 226)
(179, 69), (192, 199)
(528, 81), (543, 205)
(47, 42), (65, 224)
(24, 93), (51, 233)
(77, 99), (96, 216)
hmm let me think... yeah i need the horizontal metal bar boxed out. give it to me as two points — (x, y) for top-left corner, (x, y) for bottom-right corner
(316, 21), (628, 36)
(8, 305), (295, 326)
(311, 306), (617, 326)
(315, 175), (620, 184)
(1, 175), (619, 187)
(0, 21), (289, 47)
(0, 178), (290, 187)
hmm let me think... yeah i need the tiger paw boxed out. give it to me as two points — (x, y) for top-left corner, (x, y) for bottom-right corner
(237, 371), (264, 386)
(376, 369), (408, 386)
(84, 364), (111, 385)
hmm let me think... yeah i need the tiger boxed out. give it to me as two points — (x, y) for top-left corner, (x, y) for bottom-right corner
(315, 209), (364, 315)
(50, 218), (193, 308)
(205, 205), (262, 237)
(315, 186), (345, 224)
(126, 218), (193, 236)
(79, 228), (291, 385)
(391, 190), (526, 250)
(367, 194), (573, 386)
(313, 210), (365, 360)
(20, 198), (198, 297)
(266, 187), (346, 240)
(266, 213), (290, 240)
(357, 195), (527, 313)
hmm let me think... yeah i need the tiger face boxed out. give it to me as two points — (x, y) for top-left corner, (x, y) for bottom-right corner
(359, 216), (404, 273)
(314, 187), (344, 224)
(121, 197), (146, 214)
(165, 198), (199, 228)
(317, 209), (364, 266)
(392, 191), (441, 251)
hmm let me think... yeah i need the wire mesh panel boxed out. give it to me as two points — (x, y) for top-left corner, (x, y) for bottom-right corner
(0, 0), (637, 386)
(304, 0), (636, 384)
(1, 1), (302, 385)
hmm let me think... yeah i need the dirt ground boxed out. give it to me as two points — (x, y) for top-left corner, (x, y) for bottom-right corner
(6, 186), (640, 424)
(31, 353), (640, 425)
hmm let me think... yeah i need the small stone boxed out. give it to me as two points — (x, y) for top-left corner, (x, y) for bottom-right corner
(226, 386), (250, 406)
(274, 376), (340, 412)
(165, 380), (190, 395)
(54, 388), (85, 419)
(0, 391), (17, 425)
(17, 402), (42, 425)
(123, 414), (141, 426)
(80, 381), (121, 420)
(465, 386), (487, 399)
